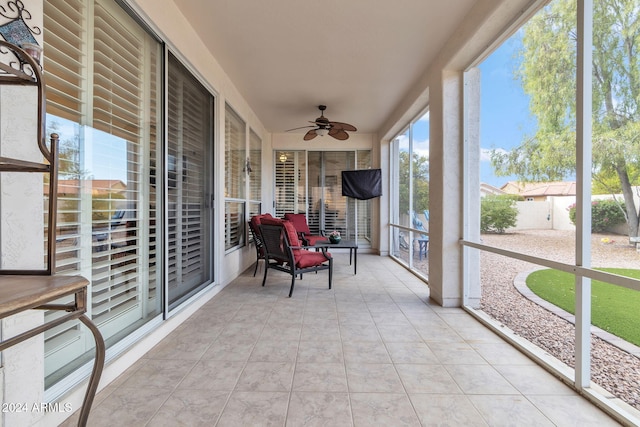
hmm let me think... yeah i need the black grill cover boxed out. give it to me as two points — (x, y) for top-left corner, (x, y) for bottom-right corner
(341, 169), (382, 200)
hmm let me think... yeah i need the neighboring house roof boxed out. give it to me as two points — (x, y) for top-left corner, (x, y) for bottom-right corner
(500, 181), (576, 197)
(480, 183), (506, 197)
(55, 179), (127, 195)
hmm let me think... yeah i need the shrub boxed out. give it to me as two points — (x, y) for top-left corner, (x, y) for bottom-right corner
(567, 199), (626, 233)
(481, 195), (519, 233)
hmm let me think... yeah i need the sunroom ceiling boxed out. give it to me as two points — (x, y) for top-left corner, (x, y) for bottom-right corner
(172, 0), (478, 135)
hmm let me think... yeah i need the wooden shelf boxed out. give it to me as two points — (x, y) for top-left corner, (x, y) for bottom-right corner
(0, 275), (88, 318)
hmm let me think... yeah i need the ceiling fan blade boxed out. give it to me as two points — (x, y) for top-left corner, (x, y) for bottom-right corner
(303, 129), (318, 141)
(329, 121), (357, 132)
(329, 129), (349, 140)
(286, 125), (316, 132)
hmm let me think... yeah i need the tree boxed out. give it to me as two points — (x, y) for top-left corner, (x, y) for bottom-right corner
(491, 0), (640, 240)
(398, 150), (430, 215)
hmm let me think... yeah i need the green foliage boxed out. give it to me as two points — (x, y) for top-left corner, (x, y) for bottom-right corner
(480, 195), (518, 233)
(490, 0), (640, 238)
(398, 151), (430, 214)
(567, 199), (626, 232)
(527, 268), (640, 346)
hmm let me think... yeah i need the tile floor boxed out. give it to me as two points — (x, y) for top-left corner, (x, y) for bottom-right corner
(61, 254), (620, 426)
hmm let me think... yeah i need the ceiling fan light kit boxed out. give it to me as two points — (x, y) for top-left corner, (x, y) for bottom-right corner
(287, 105), (357, 141)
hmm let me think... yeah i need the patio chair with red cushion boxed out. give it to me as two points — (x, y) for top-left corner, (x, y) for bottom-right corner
(259, 217), (332, 297)
(248, 213), (273, 276)
(283, 213), (328, 246)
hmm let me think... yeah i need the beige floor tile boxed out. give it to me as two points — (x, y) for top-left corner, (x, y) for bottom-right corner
(259, 321), (302, 341)
(84, 387), (172, 427)
(410, 394), (488, 426)
(337, 310), (374, 325)
(217, 322), (264, 341)
(303, 310), (339, 323)
(350, 393), (420, 427)
(146, 389), (229, 426)
(470, 342), (537, 365)
(428, 341), (489, 365)
(293, 363), (348, 392)
(494, 364), (577, 395)
(366, 302), (399, 313)
(527, 395), (621, 426)
(286, 392), (352, 427)
(444, 364), (520, 394)
(217, 391), (289, 427)
(416, 324), (466, 343)
(119, 358), (197, 390)
(342, 341), (391, 364)
(395, 364), (462, 394)
(297, 340), (344, 363)
(177, 360), (244, 390)
(345, 363), (404, 393)
(145, 327), (219, 360)
(336, 301), (370, 314)
(468, 395), (555, 426)
(249, 339), (299, 362)
(236, 361), (295, 392)
(200, 336), (256, 361)
(370, 311), (412, 326)
(300, 320), (341, 341)
(377, 323), (423, 342)
(340, 323), (381, 342)
(385, 341), (440, 364)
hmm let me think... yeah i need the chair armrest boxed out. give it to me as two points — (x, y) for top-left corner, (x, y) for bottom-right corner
(298, 232), (310, 246)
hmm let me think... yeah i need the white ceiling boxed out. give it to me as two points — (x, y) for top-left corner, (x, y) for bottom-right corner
(172, 0), (478, 135)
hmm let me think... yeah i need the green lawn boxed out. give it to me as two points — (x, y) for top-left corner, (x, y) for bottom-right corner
(526, 268), (640, 346)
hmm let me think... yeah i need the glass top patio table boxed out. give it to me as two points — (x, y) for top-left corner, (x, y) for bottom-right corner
(312, 240), (358, 274)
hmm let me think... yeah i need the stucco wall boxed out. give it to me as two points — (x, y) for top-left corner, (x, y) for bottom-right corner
(0, 1), (46, 424)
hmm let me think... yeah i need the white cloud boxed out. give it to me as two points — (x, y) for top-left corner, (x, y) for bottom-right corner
(480, 147), (508, 162)
(413, 137), (430, 159)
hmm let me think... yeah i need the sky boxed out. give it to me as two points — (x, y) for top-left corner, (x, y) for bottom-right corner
(478, 33), (537, 189)
(394, 32), (537, 190)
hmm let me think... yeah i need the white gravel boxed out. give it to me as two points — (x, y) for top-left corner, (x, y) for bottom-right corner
(479, 229), (640, 410)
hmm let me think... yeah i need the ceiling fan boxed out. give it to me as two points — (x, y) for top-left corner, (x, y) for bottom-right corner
(287, 105), (357, 141)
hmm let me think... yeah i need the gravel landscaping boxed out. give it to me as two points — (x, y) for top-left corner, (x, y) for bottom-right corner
(479, 229), (640, 411)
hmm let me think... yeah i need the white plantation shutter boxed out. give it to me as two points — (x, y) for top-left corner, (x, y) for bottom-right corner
(356, 150), (372, 243)
(43, 0), (162, 384)
(93, 4), (141, 141)
(224, 105), (246, 250)
(167, 53), (213, 305)
(43, 0), (84, 122)
(248, 129), (262, 218)
(274, 151), (306, 218)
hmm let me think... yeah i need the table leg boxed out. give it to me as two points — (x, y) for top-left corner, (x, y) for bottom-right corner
(77, 315), (106, 427)
(354, 248), (357, 275)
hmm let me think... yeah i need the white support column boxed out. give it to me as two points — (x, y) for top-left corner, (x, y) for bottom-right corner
(462, 68), (481, 308)
(429, 70), (464, 307)
(575, 0), (593, 389)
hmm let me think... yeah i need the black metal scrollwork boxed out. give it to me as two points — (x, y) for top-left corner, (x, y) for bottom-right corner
(0, 0), (41, 36)
(0, 1), (42, 75)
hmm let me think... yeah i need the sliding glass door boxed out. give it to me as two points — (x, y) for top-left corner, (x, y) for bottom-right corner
(274, 150), (371, 246)
(166, 53), (214, 308)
